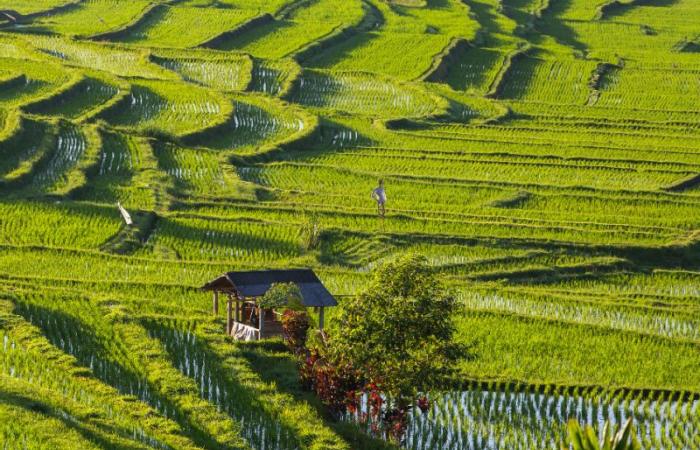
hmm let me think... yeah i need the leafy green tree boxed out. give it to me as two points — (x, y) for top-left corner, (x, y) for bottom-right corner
(328, 254), (462, 405)
(563, 418), (640, 450)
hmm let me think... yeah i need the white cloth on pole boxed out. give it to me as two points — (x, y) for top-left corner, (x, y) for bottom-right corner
(117, 202), (133, 226)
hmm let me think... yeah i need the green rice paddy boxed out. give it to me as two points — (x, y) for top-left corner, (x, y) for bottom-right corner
(0, 0), (698, 448)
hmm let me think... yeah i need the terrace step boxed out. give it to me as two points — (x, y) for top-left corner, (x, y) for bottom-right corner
(0, 119), (56, 191)
(23, 76), (121, 120)
(95, 79), (233, 138)
(292, 0), (384, 64)
(87, 2), (169, 42)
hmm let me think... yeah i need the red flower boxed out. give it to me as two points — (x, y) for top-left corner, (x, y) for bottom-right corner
(417, 395), (430, 414)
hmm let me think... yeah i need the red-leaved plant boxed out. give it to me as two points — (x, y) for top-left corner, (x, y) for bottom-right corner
(280, 310), (310, 355)
(299, 348), (319, 391)
(295, 340), (429, 443)
(309, 357), (364, 419)
(417, 395), (430, 414)
(300, 352), (413, 442)
(383, 406), (409, 442)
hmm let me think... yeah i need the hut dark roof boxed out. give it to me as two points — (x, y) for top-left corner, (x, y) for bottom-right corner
(201, 269), (337, 307)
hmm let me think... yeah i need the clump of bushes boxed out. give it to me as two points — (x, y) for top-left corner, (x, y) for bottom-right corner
(279, 255), (463, 444)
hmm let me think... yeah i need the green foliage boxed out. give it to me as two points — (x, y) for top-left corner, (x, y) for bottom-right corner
(152, 53), (253, 92)
(563, 418), (640, 450)
(329, 254), (461, 400)
(455, 309), (700, 391)
(288, 70), (440, 118)
(0, 297), (202, 449)
(212, 0), (365, 59)
(259, 282), (304, 310)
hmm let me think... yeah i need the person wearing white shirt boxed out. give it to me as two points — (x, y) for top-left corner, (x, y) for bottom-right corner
(371, 179), (387, 218)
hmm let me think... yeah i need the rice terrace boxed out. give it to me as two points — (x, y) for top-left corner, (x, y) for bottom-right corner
(0, 0), (699, 448)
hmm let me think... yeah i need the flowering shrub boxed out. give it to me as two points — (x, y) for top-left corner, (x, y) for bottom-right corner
(417, 395), (430, 414)
(311, 360), (363, 419)
(383, 406), (408, 442)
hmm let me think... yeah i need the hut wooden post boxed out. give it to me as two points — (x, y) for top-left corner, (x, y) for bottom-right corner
(235, 299), (240, 322)
(213, 291), (219, 315)
(319, 306), (325, 330)
(226, 296), (233, 335)
(258, 304), (264, 338)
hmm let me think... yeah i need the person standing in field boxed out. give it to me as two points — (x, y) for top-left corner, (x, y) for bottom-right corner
(371, 179), (387, 218)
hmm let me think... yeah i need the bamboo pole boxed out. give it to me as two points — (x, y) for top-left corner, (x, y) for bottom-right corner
(226, 296), (232, 335)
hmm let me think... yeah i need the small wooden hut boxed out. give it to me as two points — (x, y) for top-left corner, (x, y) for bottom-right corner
(201, 269), (337, 341)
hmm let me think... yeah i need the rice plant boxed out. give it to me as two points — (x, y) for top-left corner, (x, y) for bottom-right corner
(30, 0), (153, 37)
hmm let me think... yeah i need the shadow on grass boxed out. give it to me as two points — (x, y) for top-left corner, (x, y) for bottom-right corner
(143, 319), (329, 450)
(521, 0), (588, 54)
(11, 302), (229, 450)
(0, 389), (146, 450)
(601, 0), (680, 21)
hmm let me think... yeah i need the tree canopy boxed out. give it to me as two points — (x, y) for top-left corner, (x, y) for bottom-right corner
(328, 254), (462, 402)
